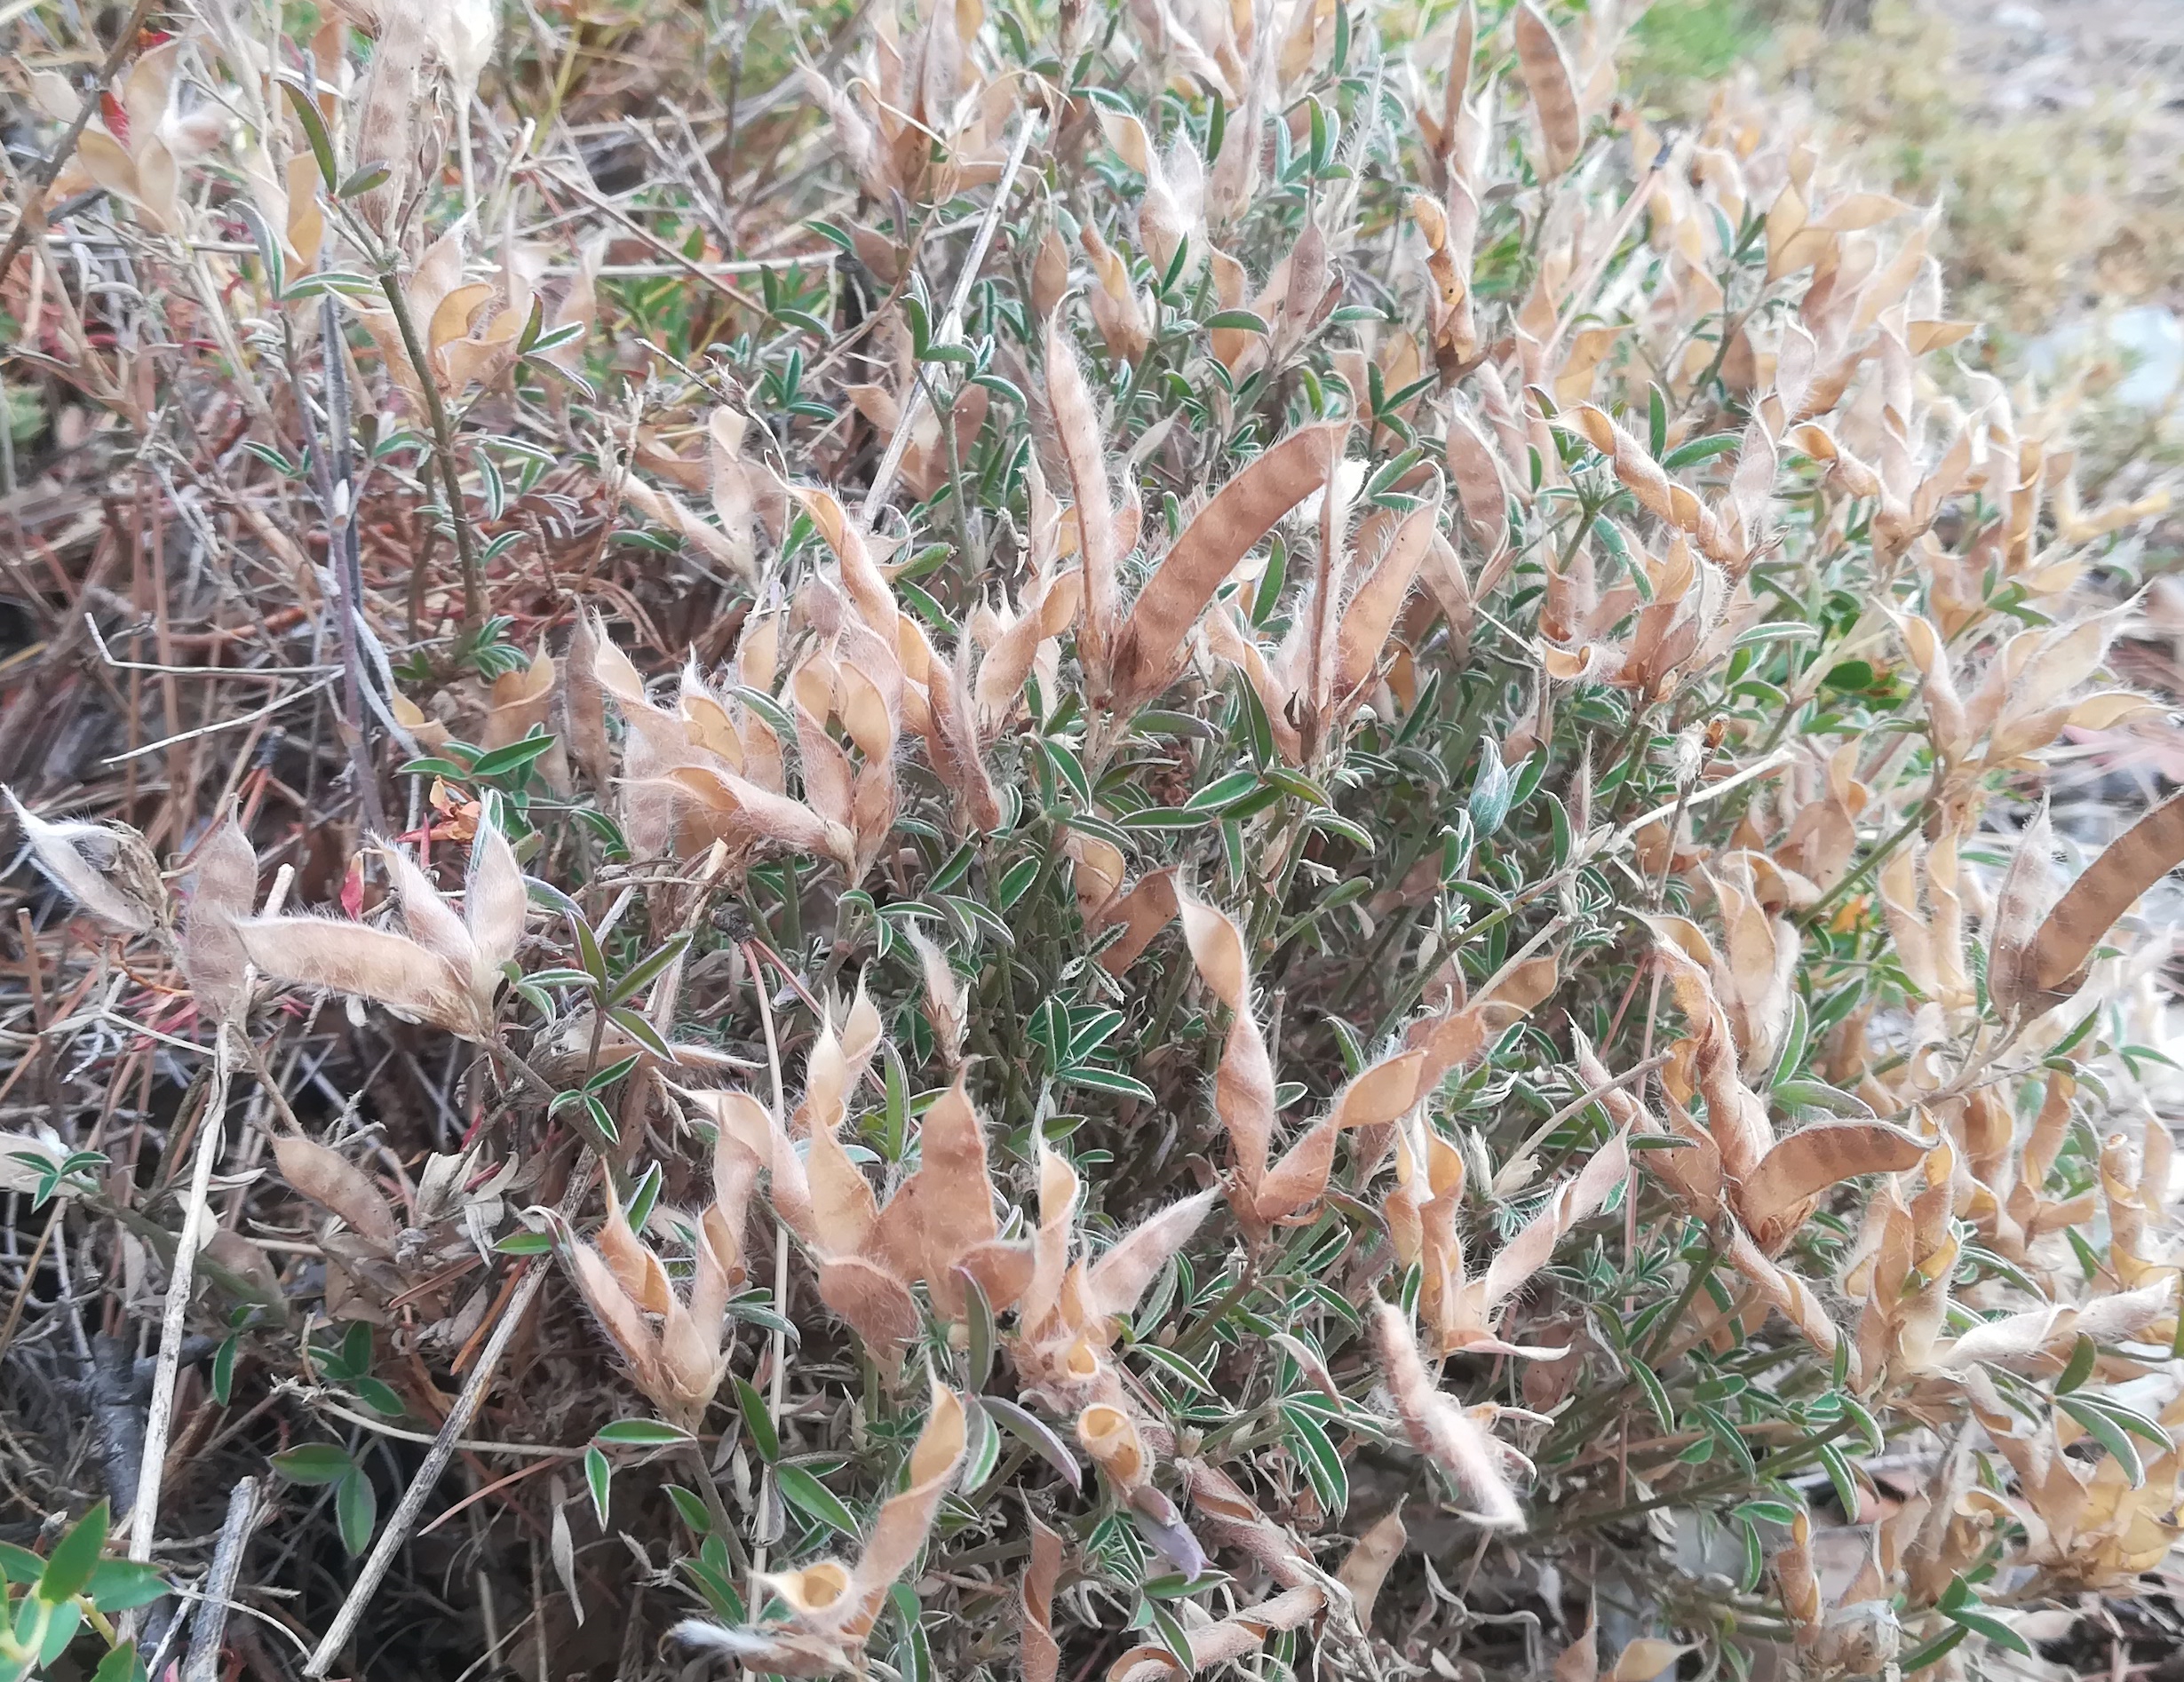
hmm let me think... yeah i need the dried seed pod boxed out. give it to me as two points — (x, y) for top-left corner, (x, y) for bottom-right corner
(181, 808), (258, 1022)
(1372, 1304), (1524, 1528)
(6, 789), (171, 937)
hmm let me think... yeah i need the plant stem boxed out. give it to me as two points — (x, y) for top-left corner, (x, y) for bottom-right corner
(0, 0), (160, 295)
(377, 272), (486, 636)
(1552, 1416), (1855, 1535)
(1801, 798), (1933, 928)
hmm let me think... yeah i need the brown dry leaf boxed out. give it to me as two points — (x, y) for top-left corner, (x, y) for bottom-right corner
(1111, 422), (1346, 710)
(1986, 802), (2064, 1017)
(2021, 788), (2184, 1007)
(909, 926), (967, 1065)
(240, 917), (476, 1038)
(274, 1134), (401, 1251)
(1046, 307), (1121, 681)
(1092, 866), (1180, 972)
(240, 808), (523, 1040)
(1610, 1639), (1693, 1682)
(1334, 1504), (1406, 1629)
(1475, 1130), (1632, 1334)
(1334, 486), (1441, 701)
(1553, 1607), (1600, 1682)
(1021, 1517), (1064, 1682)
(1258, 1047), (1430, 1222)
(668, 764), (852, 867)
(1077, 1401), (1149, 1489)
(565, 611), (614, 793)
(817, 1254), (922, 1366)
(872, 1070), (1004, 1318)
(1086, 1187), (1219, 1321)
(1738, 1118), (1930, 1249)
(566, 1237), (668, 1400)
(1179, 893), (1276, 1213)
(182, 808), (259, 1022)
(848, 1378), (966, 1614)
(1514, 3), (1581, 179)
(596, 1180), (674, 1314)
(807, 1123), (880, 1261)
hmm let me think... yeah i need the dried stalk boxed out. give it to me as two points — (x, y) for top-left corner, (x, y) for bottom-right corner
(126, 1027), (233, 1568)
(302, 1154), (599, 1676)
(861, 112), (1043, 522)
(0, 0), (162, 293)
(182, 1476), (262, 1682)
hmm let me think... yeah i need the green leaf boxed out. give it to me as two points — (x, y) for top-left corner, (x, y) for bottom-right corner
(1204, 308), (1269, 334)
(1058, 1065), (1157, 1103)
(1148, 1603), (1195, 1671)
(335, 162), (391, 199)
(278, 78), (338, 189)
(1771, 993), (1810, 1087)
(961, 1398), (1003, 1491)
(582, 1093), (621, 1147)
(1897, 1622), (1971, 1674)
(0, 1543), (44, 1583)
(2054, 1333), (2097, 1395)
(1773, 1077), (1875, 1119)
(665, 1484), (712, 1535)
(584, 1445), (613, 1526)
(1735, 1515), (1763, 1592)
(960, 1268), (995, 1392)
(1941, 1606), (2030, 1657)
(567, 908), (608, 985)
(736, 1377), (781, 1463)
(1629, 1358), (1677, 1432)
(272, 1443), (355, 1485)
(470, 733), (560, 781)
(891, 1582), (933, 1682)
(607, 932), (693, 1007)
(1116, 805), (1212, 832)
(2058, 1395), (2145, 1485)
(337, 1466), (377, 1556)
(35, 1499), (107, 1602)
(87, 1559), (168, 1613)
(1279, 1402), (1347, 1514)
(981, 1395), (1083, 1490)
(606, 1007), (677, 1062)
(351, 1377), (407, 1417)
(595, 1418), (692, 1448)
(1661, 432), (1742, 469)
(91, 1642), (147, 1682)
(1182, 769), (1263, 813)
(996, 856), (1041, 910)
(775, 1464), (858, 1536)
(38, 1599), (81, 1664)
(2087, 1394), (2174, 1448)
(1132, 1342), (1213, 1397)
(211, 1333), (239, 1404)
(1816, 1441), (1862, 1520)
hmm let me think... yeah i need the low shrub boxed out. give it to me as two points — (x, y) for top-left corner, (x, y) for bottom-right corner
(1, 1), (2179, 1678)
